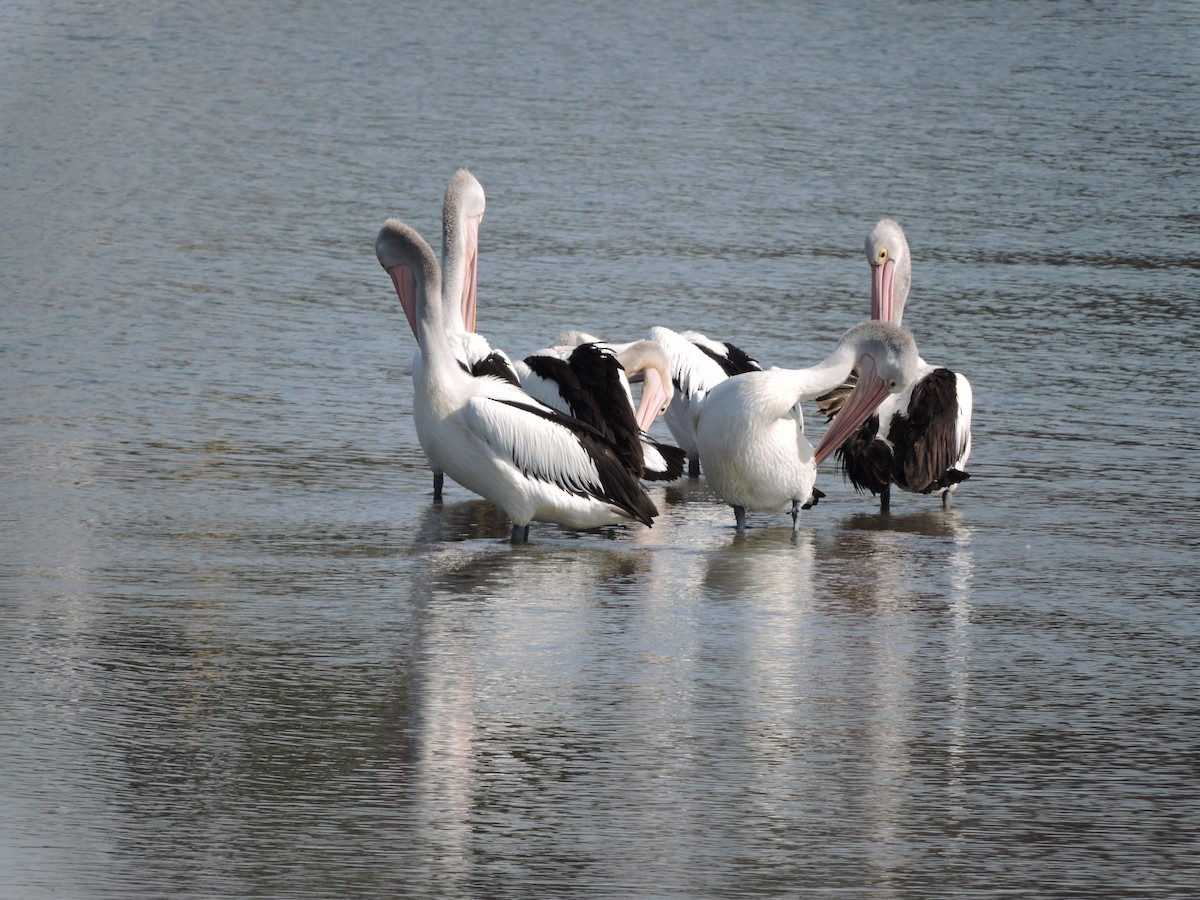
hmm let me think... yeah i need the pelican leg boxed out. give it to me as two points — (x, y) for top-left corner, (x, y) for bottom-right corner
(734, 506), (747, 532)
(433, 469), (444, 503)
(879, 485), (891, 513)
(791, 499), (801, 530)
(510, 523), (530, 544)
(688, 455), (701, 479)
(941, 488), (951, 509)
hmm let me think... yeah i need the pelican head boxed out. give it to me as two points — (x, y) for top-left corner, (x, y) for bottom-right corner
(866, 218), (912, 326)
(376, 218), (441, 336)
(812, 320), (918, 465)
(613, 339), (674, 430)
(442, 168), (486, 333)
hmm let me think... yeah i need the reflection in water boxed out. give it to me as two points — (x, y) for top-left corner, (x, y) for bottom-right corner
(815, 507), (977, 879)
(400, 534), (659, 893)
(944, 512), (975, 811)
(413, 494), (667, 548)
(818, 508), (973, 606)
(702, 526), (816, 603)
(693, 529), (821, 871)
(642, 477), (733, 545)
(841, 508), (973, 539)
(660, 476), (722, 509)
(6, 0), (1200, 891)
(413, 497), (514, 545)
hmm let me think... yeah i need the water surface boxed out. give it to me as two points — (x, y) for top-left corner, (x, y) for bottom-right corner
(2, 1), (1198, 896)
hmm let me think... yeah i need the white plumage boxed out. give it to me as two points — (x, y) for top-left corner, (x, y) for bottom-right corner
(375, 207), (658, 544)
(647, 326), (764, 477)
(695, 321), (919, 531)
(519, 332), (684, 482)
(823, 219), (973, 510)
(384, 170), (520, 501)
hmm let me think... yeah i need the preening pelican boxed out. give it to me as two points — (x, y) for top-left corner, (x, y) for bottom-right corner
(647, 326), (764, 477)
(392, 168), (520, 384)
(695, 321), (919, 531)
(437, 170), (521, 385)
(517, 333), (684, 482)
(375, 218), (658, 544)
(385, 169), (519, 500)
(820, 219), (972, 510)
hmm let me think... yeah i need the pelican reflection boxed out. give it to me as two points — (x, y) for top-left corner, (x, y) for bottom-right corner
(817, 505), (975, 875)
(702, 525), (817, 604)
(413, 497), (516, 545)
(398, 532), (657, 882)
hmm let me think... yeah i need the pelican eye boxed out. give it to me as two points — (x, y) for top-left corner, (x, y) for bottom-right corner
(877, 248), (888, 262)
(887, 378), (899, 390)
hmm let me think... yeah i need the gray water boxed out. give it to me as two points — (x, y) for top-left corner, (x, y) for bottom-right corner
(2, 1), (1199, 896)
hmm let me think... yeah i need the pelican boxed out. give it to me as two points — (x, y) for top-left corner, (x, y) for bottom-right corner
(385, 169), (520, 501)
(820, 219), (972, 510)
(375, 218), (659, 544)
(394, 168), (520, 384)
(647, 326), (764, 477)
(516, 333), (684, 481)
(694, 321), (919, 531)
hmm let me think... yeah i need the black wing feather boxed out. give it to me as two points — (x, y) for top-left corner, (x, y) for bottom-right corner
(523, 343), (647, 477)
(693, 340), (763, 378)
(492, 398), (658, 526)
(890, 368), (965, 493)
(468, 352), (522, 386)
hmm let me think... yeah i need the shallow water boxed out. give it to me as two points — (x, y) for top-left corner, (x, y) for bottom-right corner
(3, 1), (1199, 896)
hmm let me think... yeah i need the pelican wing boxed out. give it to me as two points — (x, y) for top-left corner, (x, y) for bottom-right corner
(815, 369), (858, 421)
(520, 345), (621, 433)
(640, 435), (687, 481)
(953, 372), (973, 469)
(650, 327), (763, 397)
(460, 395), (657, 525)
(455, 332), (521, 385)
(833, 412), (895, 495)
(679, 331), (762, 378)
(890, 367), (968, 493)
(648, 328), (719, 398)
(468, 350), (521, 385)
